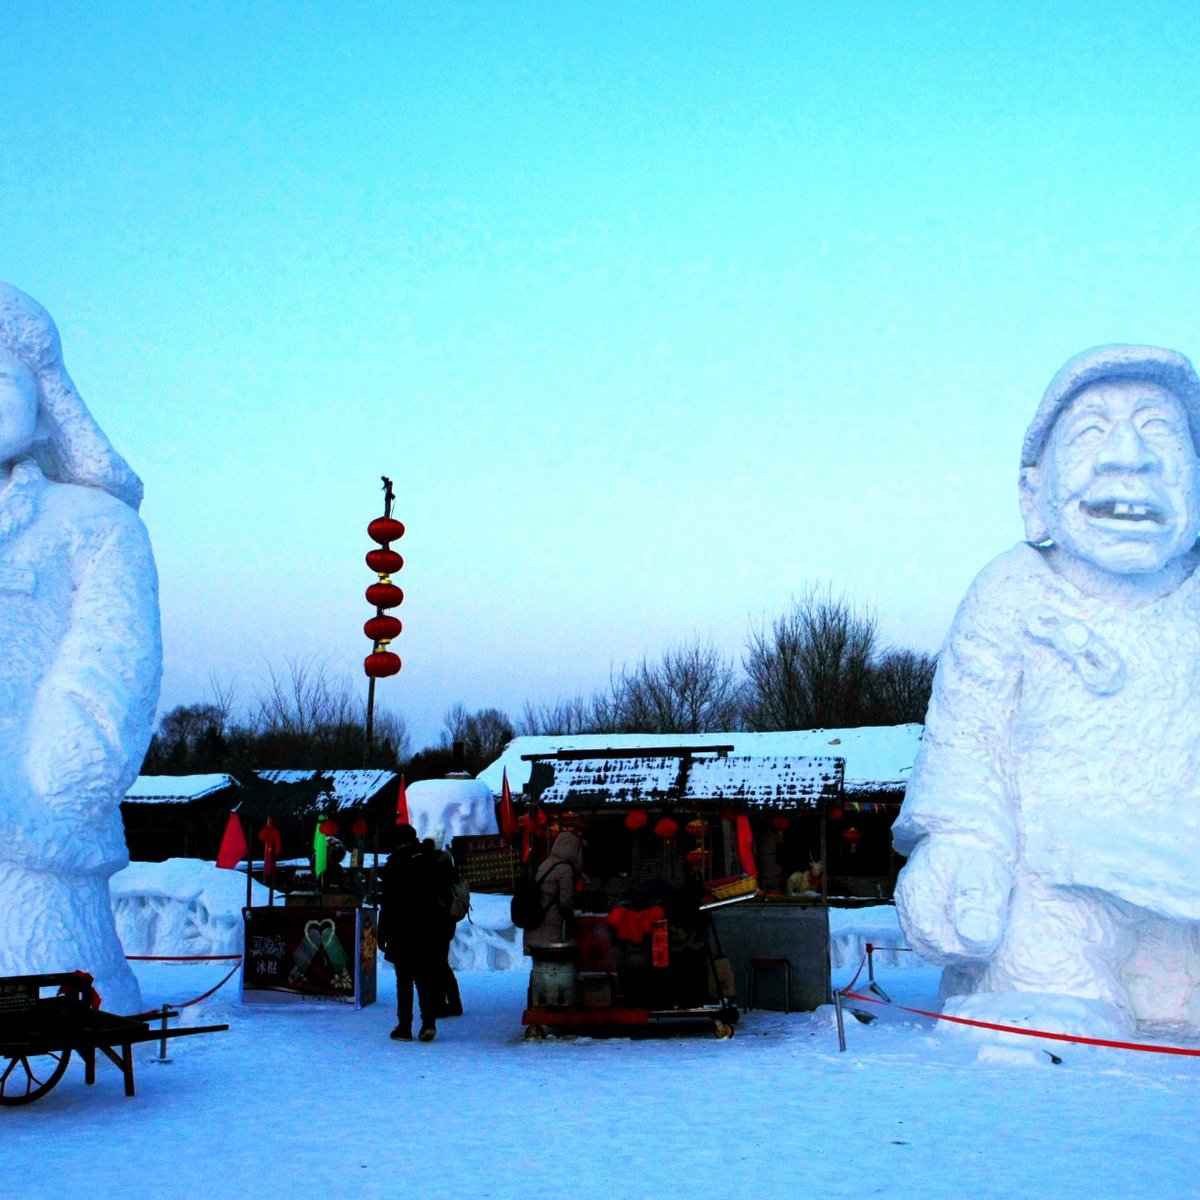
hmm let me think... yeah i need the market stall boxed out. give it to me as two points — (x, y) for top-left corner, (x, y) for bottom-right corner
(513, 745), (845, 1034)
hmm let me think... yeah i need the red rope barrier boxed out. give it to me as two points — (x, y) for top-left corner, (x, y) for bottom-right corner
(125, 957), (243, 1020)
(125, 954), (242, 961)
(841, 989), (1200, 1058)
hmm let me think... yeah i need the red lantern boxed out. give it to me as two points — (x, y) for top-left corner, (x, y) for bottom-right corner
(771, 814), (791, 831)
(685, 847), (709, 871)
(366, 581), (404, 609)
(364, 650), (401, 678)
(654, 817), (678, 840)
(686, 819), (708, 840)
(366, 548), (404, 575)
(351, 818), (369, 838)
(842, 826), (864, 854)
(828, 805), (843, 822)
(367, 516), (405, 545)
(625, 809), (648, 831)
(319, 819), (340, 836)
(364, 614), (402, 642)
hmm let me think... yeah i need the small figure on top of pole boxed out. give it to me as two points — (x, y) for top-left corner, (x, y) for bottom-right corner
(363, 475), (404, 764)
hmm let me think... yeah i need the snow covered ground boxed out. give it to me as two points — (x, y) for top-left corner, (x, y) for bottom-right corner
(5, 865), (1199, 1199)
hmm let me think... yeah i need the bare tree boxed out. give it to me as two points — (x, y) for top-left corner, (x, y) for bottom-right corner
(602, 640), (743, 733)
(439, 705), (515, 773)
(866, 649), (937, 725)
(742, 587), (878, 729)
(517, 695), (594, 736)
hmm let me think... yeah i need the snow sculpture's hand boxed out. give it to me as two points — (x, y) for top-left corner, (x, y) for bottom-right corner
(895, 839), (1012, 963)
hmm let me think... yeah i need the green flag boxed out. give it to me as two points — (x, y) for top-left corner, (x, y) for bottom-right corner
(314, 813), (329, 881)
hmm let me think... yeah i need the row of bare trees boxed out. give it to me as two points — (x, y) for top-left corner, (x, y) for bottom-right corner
(141, 660), (409, 774)
(143, 589), (936, 776)
(518, 588), (936, 737)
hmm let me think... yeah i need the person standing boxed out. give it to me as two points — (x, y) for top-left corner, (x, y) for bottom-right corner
(522, 831), (583, 953)
(378, 824), (453, 1042)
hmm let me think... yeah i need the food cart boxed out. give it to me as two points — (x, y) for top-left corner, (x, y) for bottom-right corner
(522, 875), (751, 1039)
(514, 745), (843, 1037)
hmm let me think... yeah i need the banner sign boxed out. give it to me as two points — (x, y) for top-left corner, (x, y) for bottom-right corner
(242, 906), (378, 1009)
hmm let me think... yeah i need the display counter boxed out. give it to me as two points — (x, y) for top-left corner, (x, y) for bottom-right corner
(710, 900), (830, 1011)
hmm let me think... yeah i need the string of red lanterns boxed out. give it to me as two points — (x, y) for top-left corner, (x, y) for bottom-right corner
(363, 480), (404, 679)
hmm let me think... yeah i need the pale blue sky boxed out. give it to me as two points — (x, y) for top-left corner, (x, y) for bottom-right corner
(4, 2), (1200, 748)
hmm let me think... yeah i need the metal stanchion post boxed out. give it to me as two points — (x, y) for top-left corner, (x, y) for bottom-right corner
(834, 988), (847, 1052)
(155, 1004), (172, 1064)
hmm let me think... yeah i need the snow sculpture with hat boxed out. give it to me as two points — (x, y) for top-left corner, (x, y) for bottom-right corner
(0, 283), (160, 1014)
(894, 345), (1200, 1037)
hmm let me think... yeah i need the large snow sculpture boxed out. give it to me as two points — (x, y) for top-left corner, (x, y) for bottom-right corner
(894, 345), (1200, 1037)
(0, 283), (160, 1014)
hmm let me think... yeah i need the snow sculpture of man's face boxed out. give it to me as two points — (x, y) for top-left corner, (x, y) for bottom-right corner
(0, 349), (40, 468)
(1022, 378), (1200, 578)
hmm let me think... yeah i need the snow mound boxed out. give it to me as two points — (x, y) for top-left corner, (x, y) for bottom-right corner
(450, 893), (525, 971)
(828, 903), (920, 970)
(111, 858), (270, 958)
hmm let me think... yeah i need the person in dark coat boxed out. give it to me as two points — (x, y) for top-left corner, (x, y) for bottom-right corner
(378, 824), (454, 1042)
(424, 838), (463, 1018)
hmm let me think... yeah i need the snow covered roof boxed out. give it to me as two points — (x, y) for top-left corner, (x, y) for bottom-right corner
(478, 726), (921, 795)
(123, 774), (240, 803)
(528, 751), (842, 810)
(253, 770), (397, 806)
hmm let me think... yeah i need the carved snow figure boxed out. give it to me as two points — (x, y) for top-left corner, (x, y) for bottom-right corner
(894, 345), (1200, 1038)
(0, 283), (160, 1014)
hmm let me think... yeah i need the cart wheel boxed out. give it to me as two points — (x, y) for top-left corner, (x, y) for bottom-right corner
(0, 1049), (72, 1106)
(524, 1024), (547, 1041)
(714, 1020), (734, 1040)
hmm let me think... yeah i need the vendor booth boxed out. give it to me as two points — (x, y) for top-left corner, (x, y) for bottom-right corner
(513, 745), (845, 1035)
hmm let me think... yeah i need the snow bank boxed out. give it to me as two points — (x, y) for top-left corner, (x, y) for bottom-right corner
(828, 903), (919, 970)
(449, 892), (525, 971)
(112, 858), (523, 970)
(111, 858), (270, 958)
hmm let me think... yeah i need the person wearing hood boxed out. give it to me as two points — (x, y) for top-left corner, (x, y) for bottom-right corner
(522, 830), (584, 953)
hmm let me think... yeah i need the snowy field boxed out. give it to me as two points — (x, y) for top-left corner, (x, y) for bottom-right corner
(6, 878), (1199, 1200)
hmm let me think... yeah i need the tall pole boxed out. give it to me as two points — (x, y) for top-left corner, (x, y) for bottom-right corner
(363, 475), (402, 766)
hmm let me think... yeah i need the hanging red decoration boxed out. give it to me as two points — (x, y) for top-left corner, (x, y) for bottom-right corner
(624, 809), (648, 831)
(364, 650), (401, 678)
(842, 826), (864, 854)
(257, 818), (282, 882)
(686, 818), (708, 840)
(685, 847), (709, 871)
(771, 814), (791, 831)
(720, 807), (738, 823)
(363, 614), (402, 642)
(366, 581), (404, 609)
(350, 817), (369, 838)
(367, 516), (405, 545)
(319, 818), (340, 836)
(365, 547), (404, 574)
(828, 805), (843, 822)
(654, 817), (679, 840)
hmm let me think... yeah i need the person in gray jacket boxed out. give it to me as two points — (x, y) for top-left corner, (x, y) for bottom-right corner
(522, 830), (583, 953)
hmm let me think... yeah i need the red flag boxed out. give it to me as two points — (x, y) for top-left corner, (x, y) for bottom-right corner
(499, 767), (517, 840)
(735, 813), (757, 879)
(395, 774), (409, 826)
(217, 811), (248, 869)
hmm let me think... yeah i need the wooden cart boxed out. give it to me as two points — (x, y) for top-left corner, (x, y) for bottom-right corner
(0, 972), (228, 1107)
